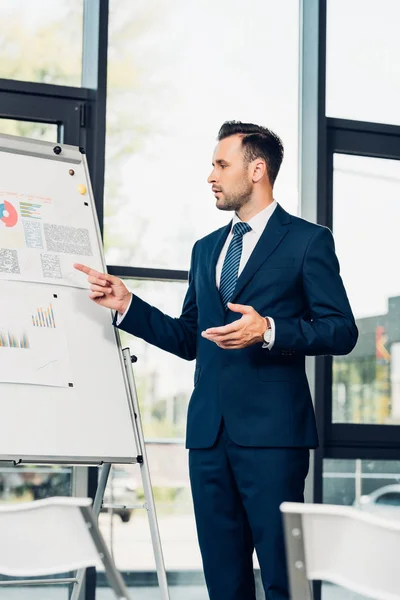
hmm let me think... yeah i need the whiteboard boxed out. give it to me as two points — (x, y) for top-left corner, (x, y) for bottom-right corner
(0, 134), (138, 463)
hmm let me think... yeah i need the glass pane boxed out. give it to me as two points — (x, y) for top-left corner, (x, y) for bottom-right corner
(99, 278), (206, 594)
(332, 154), (400, 425)
(105, 0), (300, 269)
(0, 465), (72, 505)
(322, 458), (400, 600)
(0, 118), (58, 142)
(324, 458), (400, 508)
(326, 0), (400, 125)
(98, 445), (201, 571)
(117, 279), (194, 440)
(0, 0), (83, 87)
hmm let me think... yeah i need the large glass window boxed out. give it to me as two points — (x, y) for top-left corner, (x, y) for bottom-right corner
(326, 0), (400, 126)
(332, 153), (400, 425)
(105, 0), (300, 269)
(0, 0), (83, 87)
(104, 2), (301, 593)
(117, 279), (194, 440)
(0, 119), (58, 142)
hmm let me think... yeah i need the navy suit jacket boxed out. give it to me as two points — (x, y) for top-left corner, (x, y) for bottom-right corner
(116, 204), (358, 449)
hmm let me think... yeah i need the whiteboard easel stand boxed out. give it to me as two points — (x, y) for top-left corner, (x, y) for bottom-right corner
(0, 135), (169, 598)
(71, 348), (170, 600)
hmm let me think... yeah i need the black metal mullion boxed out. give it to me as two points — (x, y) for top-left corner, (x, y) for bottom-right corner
(0, 92), (68, 124)
(328, 117), (400, 137)
(82, 0), (109, 239)
(325, 446), (400, 461)
(331, 424), (400, 448)
(312, 13), (328, 600)
(62, 103), (83, 147)
(107, 265), (188, 283)
(314, 0), (330, 496)
(330, 128), (400, 160)
(316, 0), (328, 226)
(0, 78), (91, 100)
(0, 92), (83, 150)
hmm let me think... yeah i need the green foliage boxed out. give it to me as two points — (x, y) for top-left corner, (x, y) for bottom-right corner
(0, 1), (82, 86)
(136, 485), (192, 515)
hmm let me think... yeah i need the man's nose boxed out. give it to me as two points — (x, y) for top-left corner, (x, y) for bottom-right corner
(207, 170), (216, 184)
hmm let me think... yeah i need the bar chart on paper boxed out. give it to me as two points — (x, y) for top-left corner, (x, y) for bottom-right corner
(19, 201), (42, 219)
(32, 303), (56, 328)
(0, 329), (30, 349)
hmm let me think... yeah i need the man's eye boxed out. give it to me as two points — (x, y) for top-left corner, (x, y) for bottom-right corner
(220, 164), (227, 169)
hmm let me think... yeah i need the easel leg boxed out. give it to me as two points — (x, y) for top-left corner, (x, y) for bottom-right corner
(140, 458), (171, 600)
(70, 463), (112, 600)
(123, 348), (171, 600)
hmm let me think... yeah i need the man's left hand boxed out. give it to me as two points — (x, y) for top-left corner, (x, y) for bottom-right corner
(201, 303), (268, 349)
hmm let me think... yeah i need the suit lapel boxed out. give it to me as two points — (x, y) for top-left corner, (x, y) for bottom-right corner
(230, 203), (291, 304)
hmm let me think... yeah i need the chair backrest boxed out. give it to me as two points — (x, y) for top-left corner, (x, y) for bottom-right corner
(0, 496), (131, 599)
(281, 501), (400, 600)
(0, 497), (100, 576)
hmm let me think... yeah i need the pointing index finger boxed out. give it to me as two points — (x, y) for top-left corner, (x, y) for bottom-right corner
(73, 263), (91, 275)
(73, 263), (114, 284)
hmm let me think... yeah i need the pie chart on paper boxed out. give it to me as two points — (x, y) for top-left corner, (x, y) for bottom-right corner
(0, 200), (18, 227)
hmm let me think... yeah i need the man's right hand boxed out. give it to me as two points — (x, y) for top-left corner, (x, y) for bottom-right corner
(73, 263), (132, 314)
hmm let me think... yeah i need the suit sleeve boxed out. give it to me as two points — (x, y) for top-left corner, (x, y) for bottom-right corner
(272, 227), (358, 356)
(113, 243), (198, 361)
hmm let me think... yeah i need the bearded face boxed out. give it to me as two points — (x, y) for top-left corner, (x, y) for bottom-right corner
(208, 136), (254, 213)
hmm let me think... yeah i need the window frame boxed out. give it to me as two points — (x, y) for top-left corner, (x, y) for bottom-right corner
(317, 118), (400, 455)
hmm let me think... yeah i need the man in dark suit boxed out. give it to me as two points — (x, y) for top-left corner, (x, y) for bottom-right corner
(75, 121), (358, 600)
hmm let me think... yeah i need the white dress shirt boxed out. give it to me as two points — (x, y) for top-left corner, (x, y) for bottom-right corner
(215, 201), (277, 349)
(117, 201), (277, 349)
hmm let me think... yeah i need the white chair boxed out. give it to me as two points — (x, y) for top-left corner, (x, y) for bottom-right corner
(0, 496), (132, 599)
(280, 501), (400, 600)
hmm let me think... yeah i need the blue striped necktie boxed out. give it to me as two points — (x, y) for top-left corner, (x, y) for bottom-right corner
(219, 221), (252, 310)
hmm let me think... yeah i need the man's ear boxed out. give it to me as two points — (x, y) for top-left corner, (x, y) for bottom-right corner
(252, 159), (267, 183)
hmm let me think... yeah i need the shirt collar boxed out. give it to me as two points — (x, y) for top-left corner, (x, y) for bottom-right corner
(231, 200), (277, 235)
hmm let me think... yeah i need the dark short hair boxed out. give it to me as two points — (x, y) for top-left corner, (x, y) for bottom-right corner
(217, 121), (284, 186)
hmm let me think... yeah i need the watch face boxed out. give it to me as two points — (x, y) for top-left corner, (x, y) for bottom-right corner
(264, 330), (271, 343)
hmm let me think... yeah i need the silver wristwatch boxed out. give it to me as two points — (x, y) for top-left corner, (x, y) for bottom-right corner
(263, 319), (272, 344)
